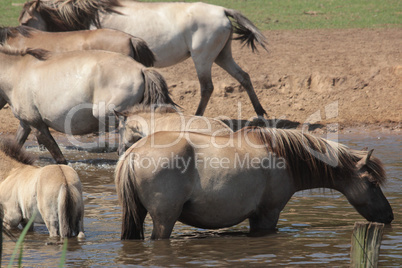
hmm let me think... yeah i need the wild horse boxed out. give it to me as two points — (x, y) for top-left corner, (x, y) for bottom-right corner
(0, 46), (176, 164)
(19, 0), (268, 116)
(0, 139), (85, 237)
(115, 127), (393, 239)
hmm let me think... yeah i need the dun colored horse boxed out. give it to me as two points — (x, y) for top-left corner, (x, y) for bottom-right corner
(0, 139), (84, 238)
(0, 46), (176, 164)
(0, 25), (155, 67)
(19, 0), (268, 116)
(115, 127), (393, 239)
(115, 104), (233, 155)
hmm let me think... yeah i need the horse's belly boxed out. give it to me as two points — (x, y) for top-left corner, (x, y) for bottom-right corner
(42, 109), (103, 135)
(178, 202), (254, 229)
(99, 14), (190, 67)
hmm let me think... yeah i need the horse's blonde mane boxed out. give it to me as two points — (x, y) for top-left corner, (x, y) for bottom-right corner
(0, 139), (36, 165)
(0, 45), (50, 60)
(20, 0), (121, 31)
(246, 127), (386, 188)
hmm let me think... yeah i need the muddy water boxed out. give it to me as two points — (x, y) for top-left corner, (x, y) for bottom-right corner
(1, 131), (401, 267)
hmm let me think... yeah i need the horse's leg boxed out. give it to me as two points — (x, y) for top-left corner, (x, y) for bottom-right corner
(0, 97), (7, 109)
(150, 215), (178, 240)
(21, 219), (35, 232)
(2, 205), (22, 230)
(191, 26), (232, 116)
(33, 125), (67, 164)
(194, 65), (214, 116)
(148, 202), (183, 240)
(15, 121), (32, 147)
(248, 208), (281, 235)
(215, 39), (267, 117)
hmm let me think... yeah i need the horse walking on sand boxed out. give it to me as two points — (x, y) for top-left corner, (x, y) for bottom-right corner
(0, 139), (85, 238)
(0, 25), (155, 67)
(0, 46), (176, 164)
(19, 0), (268, 116)
(115, 127), (393, 240)
(115, 104), (233, 155)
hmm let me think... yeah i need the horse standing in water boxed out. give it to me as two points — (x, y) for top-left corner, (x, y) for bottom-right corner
(115, 104), (233, 155)
(0, 25), (155, 67)
(0, 139), (85, 238)
(19, 0), (268, 116)
(115, 127), (393, 239)
(0, 46), (176, 164)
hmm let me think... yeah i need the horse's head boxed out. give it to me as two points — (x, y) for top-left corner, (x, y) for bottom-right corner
(115, 111), (148, 156)
(19, 0), (48, 31)
(341, 150), (393, 224)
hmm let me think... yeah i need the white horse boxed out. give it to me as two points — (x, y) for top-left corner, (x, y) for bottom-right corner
(0, 46), (176, 164)
(19, 0), (268, 116)
(115, 127), (393, 239)
(0, 139), (85, 238)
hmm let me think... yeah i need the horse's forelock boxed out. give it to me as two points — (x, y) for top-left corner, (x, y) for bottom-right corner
(0, 139), (36, 165)
(351, 150), (387, 185)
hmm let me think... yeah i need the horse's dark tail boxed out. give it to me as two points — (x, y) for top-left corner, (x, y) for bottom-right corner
(58, 183), (75, 238)
(129, 37), (156, 67)
(141, 68), (179, 108)
(57, 166), (85, 238)
(115, 152), (147, 239)
(224, 9), (268, 52)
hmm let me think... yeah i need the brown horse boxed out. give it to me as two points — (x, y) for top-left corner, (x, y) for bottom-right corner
(0, 139), (85, 238)
(115, 127), (393, 239)
(0, 46), (176, 164)
(0, 25), (155, 67)
(19, 0), (268, 117)
(115, 104), (233, 155)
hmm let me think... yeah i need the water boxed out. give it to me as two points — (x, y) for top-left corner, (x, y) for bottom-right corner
(1, 131), (401, 267)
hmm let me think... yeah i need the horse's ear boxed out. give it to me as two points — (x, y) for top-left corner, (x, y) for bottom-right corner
(29, 0), (39, 13)
(356, 149), (374, 170)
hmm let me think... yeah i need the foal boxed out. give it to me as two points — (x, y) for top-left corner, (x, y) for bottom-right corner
(0, 139), (85, 238)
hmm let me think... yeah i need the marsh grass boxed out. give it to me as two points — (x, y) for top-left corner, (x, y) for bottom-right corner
(7, 212), (36, 267)
(1, 0), (401, 29)
(0, 211), (67, 268)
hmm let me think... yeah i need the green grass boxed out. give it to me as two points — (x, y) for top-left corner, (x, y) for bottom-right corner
(1, 0), (401, 30)
(142, 0), (402, 30)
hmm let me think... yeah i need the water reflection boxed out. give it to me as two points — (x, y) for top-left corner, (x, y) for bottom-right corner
(1, 132), (401, 266)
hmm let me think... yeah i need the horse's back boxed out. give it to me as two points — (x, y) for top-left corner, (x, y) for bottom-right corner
(101, 1), (231, 67)
(37, 164), (81, 190)
(153, 114), (232, 135)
